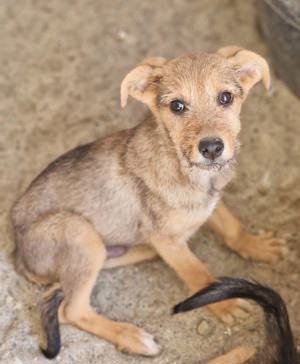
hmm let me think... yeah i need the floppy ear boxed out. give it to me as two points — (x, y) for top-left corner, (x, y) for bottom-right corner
(217, 46), (271, 95)
(120, 57), (167, 108)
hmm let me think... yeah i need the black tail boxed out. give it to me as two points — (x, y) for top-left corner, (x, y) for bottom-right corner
(40, 286), (64, 359)
(173, 277), (298, 364)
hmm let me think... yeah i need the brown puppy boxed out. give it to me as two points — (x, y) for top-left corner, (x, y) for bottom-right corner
(11, 46), (286, 358)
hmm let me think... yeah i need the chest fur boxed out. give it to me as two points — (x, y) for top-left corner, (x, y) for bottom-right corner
(144, 181), (220, 239)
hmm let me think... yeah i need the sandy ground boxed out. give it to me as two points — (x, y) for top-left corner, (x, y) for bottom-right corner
(0, 1), (300, 363)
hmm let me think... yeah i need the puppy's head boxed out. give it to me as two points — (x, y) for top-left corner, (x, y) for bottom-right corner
(121, 47), (270, 170)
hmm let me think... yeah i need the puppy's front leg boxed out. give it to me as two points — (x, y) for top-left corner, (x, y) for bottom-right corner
(150, 235), (213, 291)
(207, 201), (287, 264)
(150, 236), (236, 321)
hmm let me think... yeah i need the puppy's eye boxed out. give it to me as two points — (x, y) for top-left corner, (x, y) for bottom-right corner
(218, 91), (233, 106)
(170, 100), (186, 113)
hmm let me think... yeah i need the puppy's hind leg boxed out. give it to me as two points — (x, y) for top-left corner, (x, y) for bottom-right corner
(19, 212), (160, 358)
(54, 215), (160, 357)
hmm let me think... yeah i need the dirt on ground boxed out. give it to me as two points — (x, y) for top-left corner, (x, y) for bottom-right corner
(0, 1), (299, 363)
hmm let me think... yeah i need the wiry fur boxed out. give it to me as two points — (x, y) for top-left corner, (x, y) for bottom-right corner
(173, 277), (299, 364)
(11, 47), (286, 358)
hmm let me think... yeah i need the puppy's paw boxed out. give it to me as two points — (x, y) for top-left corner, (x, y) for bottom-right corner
(237, 231), (288, 264)
(207, 298), (252, 324)
(116, 323), (160, 357)
(207, 345), (256, 364)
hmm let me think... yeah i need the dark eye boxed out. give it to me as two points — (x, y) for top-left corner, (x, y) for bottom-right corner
(218, 91), (233, 106)
(170, 99), (186, 113)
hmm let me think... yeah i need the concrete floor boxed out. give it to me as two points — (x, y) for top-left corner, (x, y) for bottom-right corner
(0, 1), (300, 363)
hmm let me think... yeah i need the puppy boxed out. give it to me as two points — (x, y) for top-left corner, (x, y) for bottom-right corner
(11, 46), (285, 358)
(173, 277), (299, 364)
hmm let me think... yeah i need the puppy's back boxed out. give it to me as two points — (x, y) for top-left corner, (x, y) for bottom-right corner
(11, 128), (142, 245)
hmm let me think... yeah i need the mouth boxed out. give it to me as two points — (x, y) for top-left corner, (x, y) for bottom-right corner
(182, 151), (236, 171)
(198, 157), (236, 171)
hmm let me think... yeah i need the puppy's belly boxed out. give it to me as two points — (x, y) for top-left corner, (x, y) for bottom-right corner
(90, 214), (143, 247)
(80, 200), (143, 247)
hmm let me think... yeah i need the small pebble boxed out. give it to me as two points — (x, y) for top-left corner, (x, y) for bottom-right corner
(117, 30), (128, 40)
(224, 327), (232, 336)
(197, 320), (215, 336)
(15, 302), (23, 310)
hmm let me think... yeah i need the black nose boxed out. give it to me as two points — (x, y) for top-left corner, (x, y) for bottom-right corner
(198, 138), (224, 161)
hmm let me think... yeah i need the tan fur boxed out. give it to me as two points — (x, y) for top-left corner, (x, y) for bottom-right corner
(207, 346), (256, 364)
(11, 46), (286, 357)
